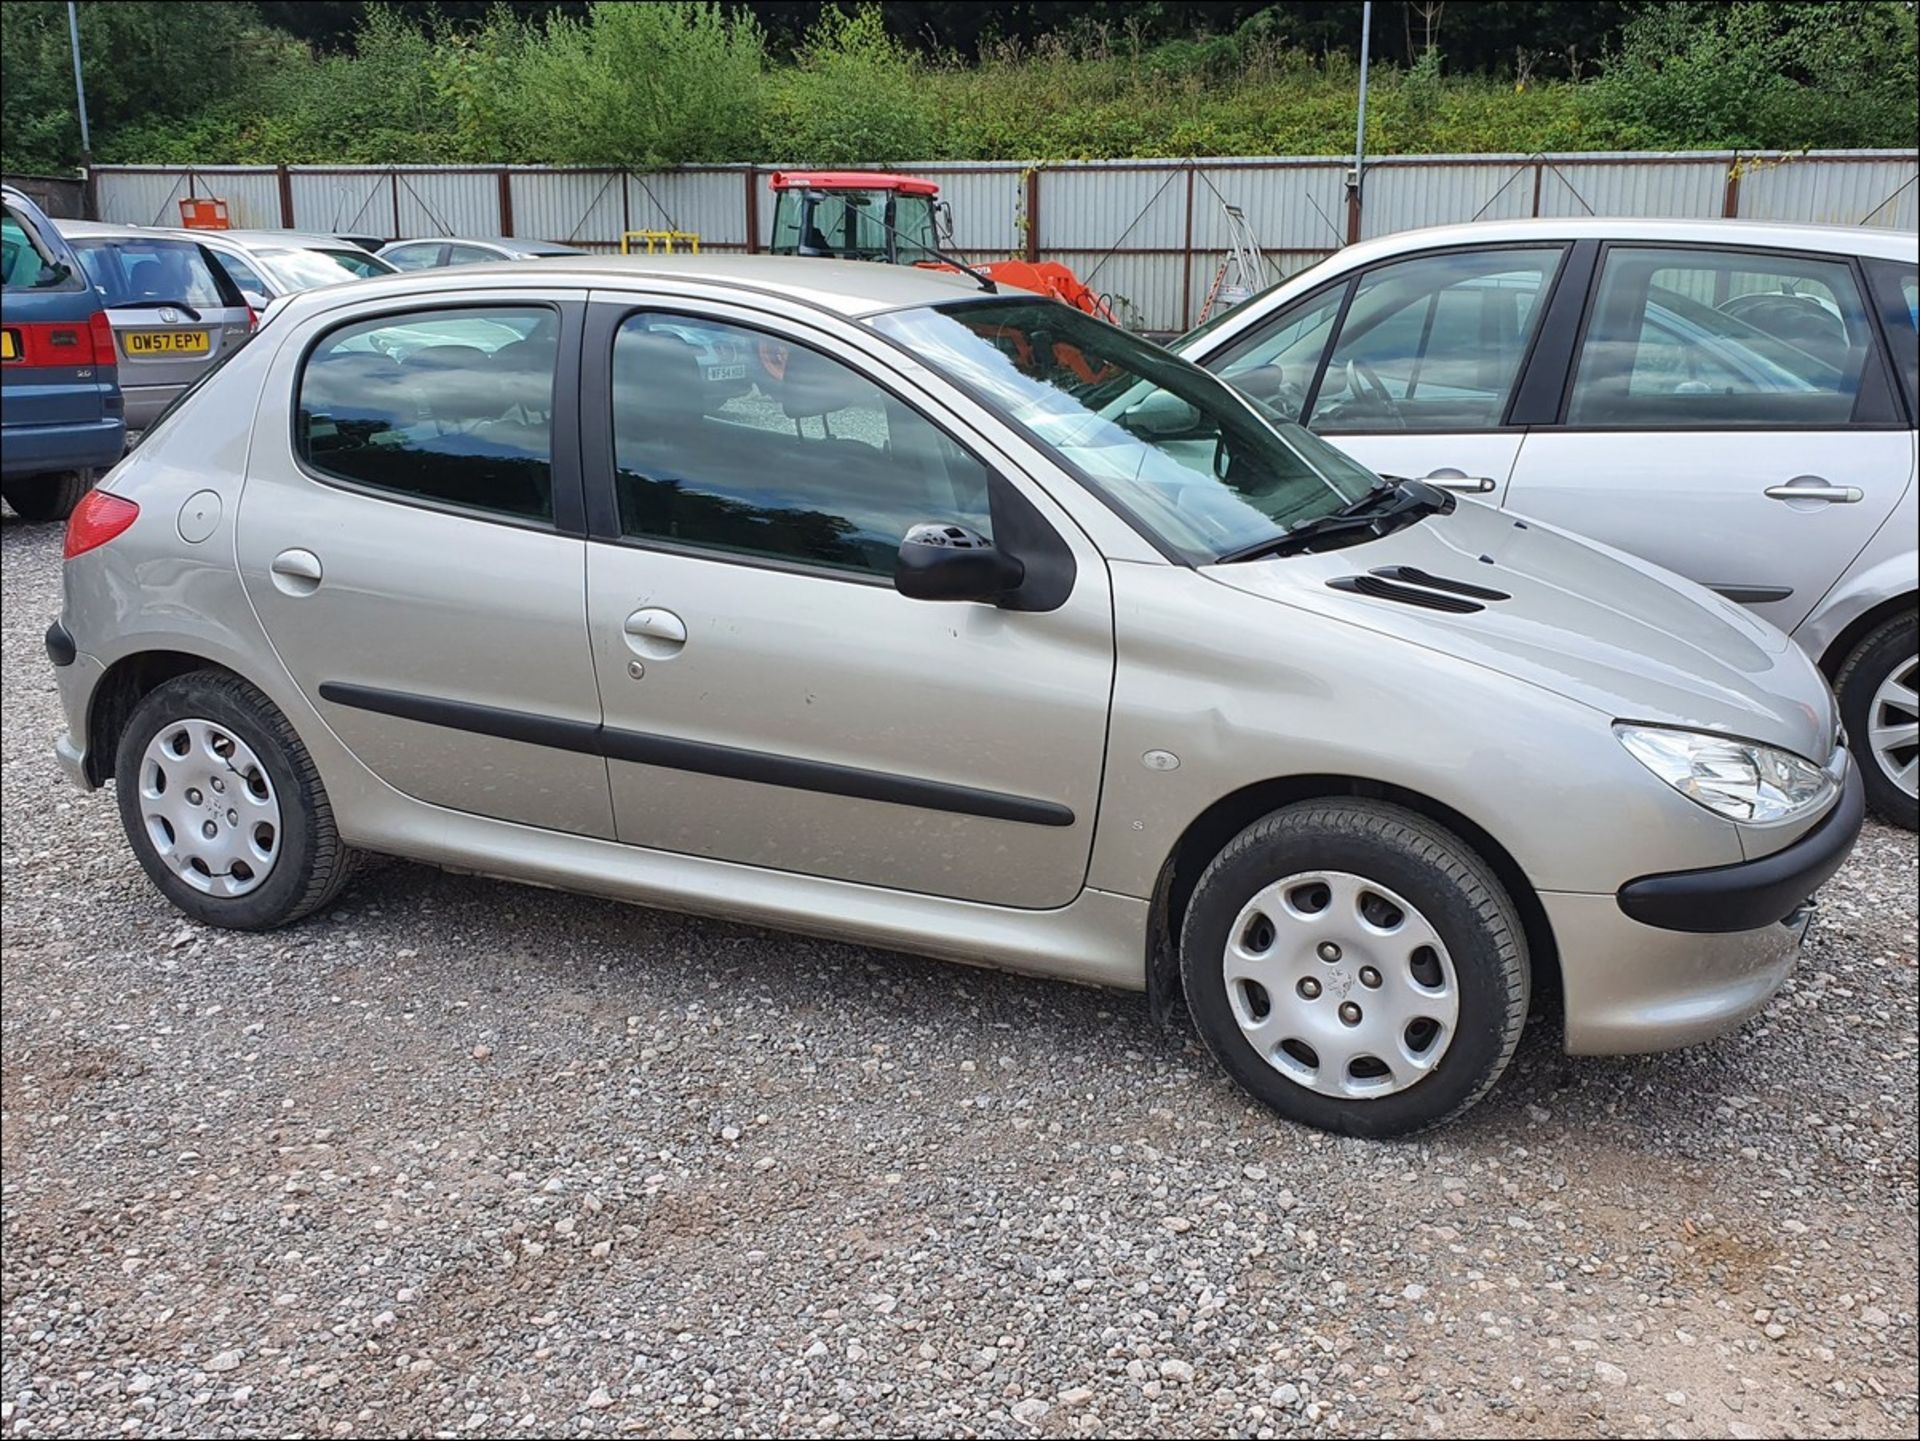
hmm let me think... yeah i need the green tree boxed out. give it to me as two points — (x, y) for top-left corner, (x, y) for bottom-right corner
(1, 1), (260, 172)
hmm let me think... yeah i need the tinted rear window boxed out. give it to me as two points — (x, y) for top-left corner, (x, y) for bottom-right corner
(71, 237), (239, 310)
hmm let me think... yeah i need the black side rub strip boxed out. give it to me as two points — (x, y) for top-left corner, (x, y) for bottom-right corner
(1617, 762), (1865, 933)
(317, 681), (1075, 828)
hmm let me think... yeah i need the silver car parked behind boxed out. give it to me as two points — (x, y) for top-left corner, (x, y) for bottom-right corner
(47, 257), (1865, 1136)
(54, 221), (253, 433)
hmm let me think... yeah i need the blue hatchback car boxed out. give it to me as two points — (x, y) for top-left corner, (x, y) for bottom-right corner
(1, 184), (125, 521)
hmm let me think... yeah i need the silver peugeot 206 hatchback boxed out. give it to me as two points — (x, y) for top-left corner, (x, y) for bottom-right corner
(46, 257), (1865, 1136)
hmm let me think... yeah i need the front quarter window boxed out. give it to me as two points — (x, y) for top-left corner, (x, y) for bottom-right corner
(871, 298), (1379, 563)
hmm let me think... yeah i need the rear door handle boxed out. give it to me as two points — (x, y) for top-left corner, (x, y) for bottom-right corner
(1421, 469), (1497, 493)
(269, 548), (323, 596)
(624, 607), (687, 645)
(1764, 481), (1863, 504)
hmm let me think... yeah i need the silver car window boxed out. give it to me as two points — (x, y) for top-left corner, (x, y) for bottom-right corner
(297, 305), (557, 523)
(611, 312), (994, 577)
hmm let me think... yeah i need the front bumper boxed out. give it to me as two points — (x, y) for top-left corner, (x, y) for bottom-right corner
(1547, 764), (1865, 1055)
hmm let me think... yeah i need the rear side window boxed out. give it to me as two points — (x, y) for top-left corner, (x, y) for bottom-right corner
(1865, 258), (1918, 414)
(2, 202), (81, 291)
(1568, 247), (1882, 427)
(71, 237), (240, 310)
(297, 306), (558, 523)
(446, 244), (505, 265)
(610, 312), (993, 576)
(211, 251), (271, 301)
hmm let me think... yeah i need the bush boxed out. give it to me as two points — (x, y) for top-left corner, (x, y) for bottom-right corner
(763, 6), (936, 164)
(516, 1), (763, 167)
(1593, 0), (1919, 150)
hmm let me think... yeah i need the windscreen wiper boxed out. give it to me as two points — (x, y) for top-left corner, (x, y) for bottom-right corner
(1214, 478), (1451, 564)
(116, 300), (203, 321)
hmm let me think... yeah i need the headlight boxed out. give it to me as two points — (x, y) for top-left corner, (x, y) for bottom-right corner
(1614, 724), (1835, 825)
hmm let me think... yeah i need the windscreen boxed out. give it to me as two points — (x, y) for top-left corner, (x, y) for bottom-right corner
(258, 247), (392, 289)
(871, 297), (1380, 563)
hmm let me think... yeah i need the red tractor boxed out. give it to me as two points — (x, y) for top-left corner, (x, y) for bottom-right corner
(767, 171), (1115, 321)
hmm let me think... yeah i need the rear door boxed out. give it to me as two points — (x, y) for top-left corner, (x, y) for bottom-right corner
(1506, 243), (1914, 634)
(68, 234), (252, 430)
(1200, 243), (1571, 501)
(236, 293), (613, 836)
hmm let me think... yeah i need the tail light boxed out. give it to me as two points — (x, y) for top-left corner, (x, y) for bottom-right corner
(64, 491), (139, 560)
(88, 310), (117, 367)
(246, 306), (260, 332)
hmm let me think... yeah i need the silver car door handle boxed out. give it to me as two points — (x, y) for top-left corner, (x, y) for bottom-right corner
(1764, 482), (1863, 504)
(268, 548), (324, 595)
(624, 607), (687, 645)
(1421, 469), (1497, 493)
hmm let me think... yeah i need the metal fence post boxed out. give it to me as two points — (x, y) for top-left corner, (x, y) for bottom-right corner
(499, 169), (514, 236)
(277, 165), (294, 227)
(1180, 164), (1196, 329)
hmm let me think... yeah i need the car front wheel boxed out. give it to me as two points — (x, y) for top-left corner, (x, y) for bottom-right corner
(1836, 613), (1919, 829)
(1180, 799), (1529, 1138)
(114, 670), (358, 929)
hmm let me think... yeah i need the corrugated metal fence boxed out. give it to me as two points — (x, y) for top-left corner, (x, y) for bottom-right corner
(90, 150), (1918, 332)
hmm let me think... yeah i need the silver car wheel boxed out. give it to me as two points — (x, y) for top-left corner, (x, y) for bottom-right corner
(1223, 870), (1459, 1099)
(137, 718), (281, 898)
(1867, 654), (1919, 800)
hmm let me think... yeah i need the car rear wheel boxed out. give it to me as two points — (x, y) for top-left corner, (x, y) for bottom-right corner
(1836, 613), (1918, 829)
(2, 469), (93, 523)
(114, 670), (358, 929)
(1180, 799), (1529, 1138)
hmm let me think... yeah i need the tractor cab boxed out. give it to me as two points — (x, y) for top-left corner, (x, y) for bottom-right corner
(768, 172), (945, 265)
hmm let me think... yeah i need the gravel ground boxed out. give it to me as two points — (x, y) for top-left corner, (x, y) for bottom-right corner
(2, 507), (1916, 1440)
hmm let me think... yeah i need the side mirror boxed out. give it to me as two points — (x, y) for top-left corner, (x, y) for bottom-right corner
(895, 523), (1024, 604)
(1122, 389), (1201, 436)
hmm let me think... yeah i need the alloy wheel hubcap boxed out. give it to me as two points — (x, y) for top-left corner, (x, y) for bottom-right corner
(1867, 654), (1919, 799)
(1223, 870), (1458, 1099)
(138, 719), (281, 897)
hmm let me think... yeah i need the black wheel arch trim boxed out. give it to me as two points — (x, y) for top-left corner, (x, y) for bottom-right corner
(316, 681), (1074, 828)
(1617, 762), (1866, 933)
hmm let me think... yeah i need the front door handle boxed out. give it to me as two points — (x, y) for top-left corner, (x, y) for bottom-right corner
(1421, 469), (1497, 493)
(1764, 480), (1863, 504)
(624, 607), (687, 645)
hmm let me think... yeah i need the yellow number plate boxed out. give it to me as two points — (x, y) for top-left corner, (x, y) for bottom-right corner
(0, 329), (18, 361)
(125, 330), (209, 355)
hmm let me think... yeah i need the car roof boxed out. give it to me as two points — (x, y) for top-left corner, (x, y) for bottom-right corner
(381, 236), (587, 255)
(1331, 216), (1915, 265)
(186, 229), (373, 248)
(275, 253), (989, 319)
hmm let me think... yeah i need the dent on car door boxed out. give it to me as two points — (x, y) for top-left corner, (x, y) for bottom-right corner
(236, 295), (615, 837)
(579, 299), (1115, 910)
(1205, 245), (1570, 498)
(1506, 244), (1914, 634)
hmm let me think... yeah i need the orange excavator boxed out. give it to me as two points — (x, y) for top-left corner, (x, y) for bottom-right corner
(767, 171), (1116, 321)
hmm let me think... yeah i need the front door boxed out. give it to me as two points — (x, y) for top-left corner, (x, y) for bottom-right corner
(1200, 244), (1571, 503)
(1507, 243), (1915, 634)
(237, 294), (614, 837)
(580, 298), (1114, 909)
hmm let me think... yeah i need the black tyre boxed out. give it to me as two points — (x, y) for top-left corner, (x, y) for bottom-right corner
(1180, 799), (1529, 1138)
(3, 469), (93, 523)
(1835, 613), (1918, 830)
(114, 669), (358, 929)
